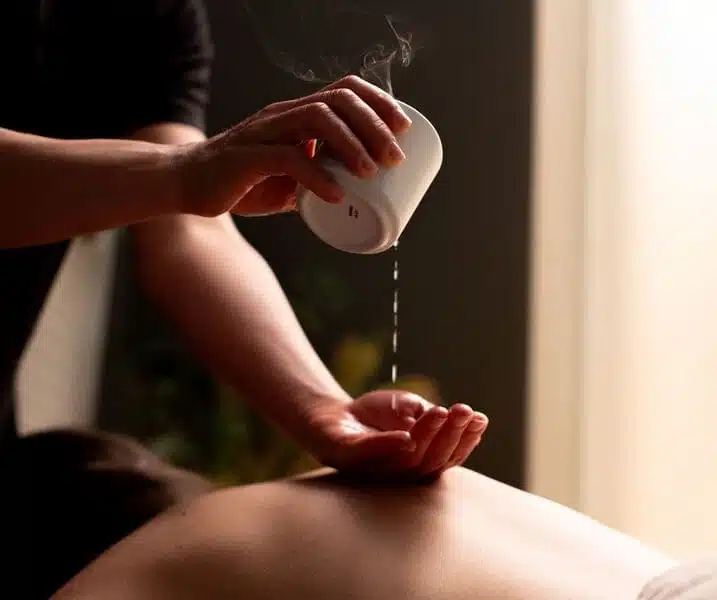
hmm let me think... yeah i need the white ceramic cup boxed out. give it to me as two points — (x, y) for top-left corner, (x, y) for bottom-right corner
(297, 100), (443, 254)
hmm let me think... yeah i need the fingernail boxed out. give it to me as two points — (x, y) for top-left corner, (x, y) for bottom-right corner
(452, 412), (474, 427)
(397, 108), (412, 128)
(387, 142), (406, 165)
(468, 413), (488, 432)
(474, 412), (489, 425)
(451, 404), (474, 417)
(429, 411), (448, 429)
(468, 419), (486, 432)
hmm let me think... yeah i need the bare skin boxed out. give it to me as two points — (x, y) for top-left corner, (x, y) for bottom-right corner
(0, 75), (411, 248)
(54, 466), (674, 600)
(3, 78), (487, 480)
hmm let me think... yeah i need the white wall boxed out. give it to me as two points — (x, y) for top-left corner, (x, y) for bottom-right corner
(530, 0), (717, 560)
(527, 0), (587, 511)
(15, 232), (119, 433)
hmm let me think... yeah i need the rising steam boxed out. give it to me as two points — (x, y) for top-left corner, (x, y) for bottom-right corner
(243, 1), (417, 96)
(358, 17), (413, 95)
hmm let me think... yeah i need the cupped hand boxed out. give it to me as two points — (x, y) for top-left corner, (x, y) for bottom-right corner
(172, 75), (413, 218)
(309, 389), (489, 480)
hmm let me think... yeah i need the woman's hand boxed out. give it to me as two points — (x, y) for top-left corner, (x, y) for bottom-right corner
(172, 75), (412, 217)
(306, 390), (489, 480)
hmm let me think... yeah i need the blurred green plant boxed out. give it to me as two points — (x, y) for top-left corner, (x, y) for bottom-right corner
(114, 261), (442, 486)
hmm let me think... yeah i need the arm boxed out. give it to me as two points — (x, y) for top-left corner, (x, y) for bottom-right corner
(111, 0), (350, 454)
(115, 1), (447, 472)
(0, 0), (213, 250)
(0, 128), (177, 248)
(131, 123), (352, 453)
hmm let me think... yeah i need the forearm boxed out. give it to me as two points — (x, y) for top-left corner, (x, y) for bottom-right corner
(0, 127), (178, 247)
(134, 215), (351, 449)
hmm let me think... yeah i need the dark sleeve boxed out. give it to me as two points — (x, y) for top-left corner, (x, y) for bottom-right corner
(116, 0), (214, 136)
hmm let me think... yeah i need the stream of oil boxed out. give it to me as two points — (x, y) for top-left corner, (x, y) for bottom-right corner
(391, 241), (399, 410)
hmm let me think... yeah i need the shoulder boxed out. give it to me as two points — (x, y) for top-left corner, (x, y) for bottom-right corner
(46, 0), (211, 55)
(43, 0), (213, 136)
(151, 0), (212, 38)
(54, 0), (211, 44)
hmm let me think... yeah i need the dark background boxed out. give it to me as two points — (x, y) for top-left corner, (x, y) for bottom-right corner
(100, 0), (534, 488)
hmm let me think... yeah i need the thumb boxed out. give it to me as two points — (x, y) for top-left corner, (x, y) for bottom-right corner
(256, 175), (298, 212)
(381, 391), (433, 429)
(229, 145), (344, 209)
(352, 391), (433, 432)
(393, 392), (433, 420)
(347, 430), (415, 463)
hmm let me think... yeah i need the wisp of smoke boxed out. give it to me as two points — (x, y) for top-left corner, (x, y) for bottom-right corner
(358, 16), (413, 95)
(243, 1), (418, 96)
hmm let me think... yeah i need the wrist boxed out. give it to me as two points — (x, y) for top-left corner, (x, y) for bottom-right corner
(151, 143), (188, 216)
(165, 139), (219, 217)
(90, 139), (185, 219)
(291, 390), (353, 458)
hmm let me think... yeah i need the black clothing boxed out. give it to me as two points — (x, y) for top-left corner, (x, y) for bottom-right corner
(0, 0), (212, 443)
(0, 2), (214, 596)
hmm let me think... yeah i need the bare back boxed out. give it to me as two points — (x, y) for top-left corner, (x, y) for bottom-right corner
(54, 467), (674, 600)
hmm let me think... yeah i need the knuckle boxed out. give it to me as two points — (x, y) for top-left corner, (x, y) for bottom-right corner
(341, 73), (363, 87)
(259, 101), (281, 116)
(306, 101), (333, 121)
(326, 87), (359, 104)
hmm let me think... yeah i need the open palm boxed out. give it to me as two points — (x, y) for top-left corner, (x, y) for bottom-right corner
(309, 390), (488, 480)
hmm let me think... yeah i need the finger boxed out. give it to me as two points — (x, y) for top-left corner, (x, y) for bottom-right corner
(235, 176), (298, 216)
(242, 103), (379, 178)
(448, 413), (489, 468)
(317, 87), (404, 167)
(235, 145), (344, 206)
(263, 75), (412, 135)
(362, 391), (417, 431)
(362, 391), (431, 431)
(402, 406), (449, 468)
(416, 404), (475, 476)
(322, 75), (413, 134)
(392, 391), (432, 427)
(252, 77), (407, 167)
